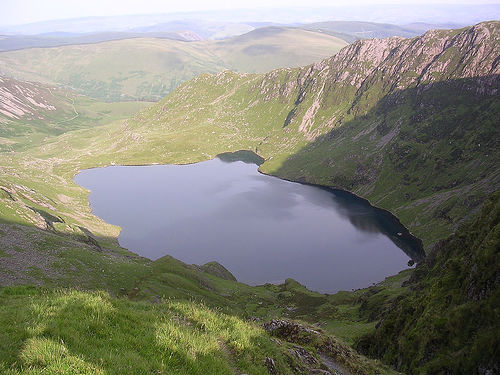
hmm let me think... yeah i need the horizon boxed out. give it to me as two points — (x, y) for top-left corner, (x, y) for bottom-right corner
(2, 1), (500, 28)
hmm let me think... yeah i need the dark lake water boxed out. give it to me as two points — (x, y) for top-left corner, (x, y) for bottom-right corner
(74, 152), (423, 293)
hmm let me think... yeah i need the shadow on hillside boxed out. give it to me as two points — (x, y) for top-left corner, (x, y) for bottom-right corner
(306, 185), (425, 262)
(271, 75), (500, 246)
(0, 217), (151, 291)
(7, 291), (279, 374)
(29, 296), (202, 373)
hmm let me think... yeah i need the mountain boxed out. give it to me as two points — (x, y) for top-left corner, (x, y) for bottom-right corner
(82, 21), (496, 246)
(358, 191), (500, 374)
(0, 75), (69, 123)
(0, 27), (347, 101)
(0, 75), (151, 151)
(0, 14), (256, 37)
(0, 21), (466, 53)
(3, 4), (499, 35)
(0, 22), (498, 374)
(0, 31), (196, 52)
(301, 21), (422, 42)
(129, 19), (254, 39)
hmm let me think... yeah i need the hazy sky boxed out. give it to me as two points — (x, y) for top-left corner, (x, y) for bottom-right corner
(2, 0), (500, 26)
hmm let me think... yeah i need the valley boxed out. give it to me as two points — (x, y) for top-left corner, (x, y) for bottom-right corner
(74, 156), (423, 293)
(0, 10), (498, 375)
(0, 27), (347, 101)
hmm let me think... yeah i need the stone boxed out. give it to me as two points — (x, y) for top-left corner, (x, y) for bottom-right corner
(265, 357), (277, 375)
(288, 345), (319, 367)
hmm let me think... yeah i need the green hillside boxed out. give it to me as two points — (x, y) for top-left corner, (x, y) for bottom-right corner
(0, 22), (499, 374)
(0, 27), (347, 101)
(358, 191), (500, 374)
(301, 20), (421, 41)
(25, 21), (495, 246)
(0, 76), (151, 151)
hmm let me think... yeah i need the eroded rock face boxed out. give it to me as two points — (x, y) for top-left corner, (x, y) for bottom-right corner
(263, 319), (320, 343)
(288, 21), (500, 138)
(263, 319), (365, 375)
(265, 356), (277, 375)
(289, 345), (320, 367)
(244, 21), (499, 149)
(0, 76), (60, 122)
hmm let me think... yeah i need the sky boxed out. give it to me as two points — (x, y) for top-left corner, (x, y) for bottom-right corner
(2, 0), (500, 26)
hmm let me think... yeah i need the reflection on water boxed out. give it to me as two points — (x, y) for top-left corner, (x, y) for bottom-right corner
(318, 189), (424, 262)
(74, 152), (424, 293)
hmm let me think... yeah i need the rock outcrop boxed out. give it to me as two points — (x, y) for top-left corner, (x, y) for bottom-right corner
(0, 76), (59, 122)
(138, 21), (500, 245)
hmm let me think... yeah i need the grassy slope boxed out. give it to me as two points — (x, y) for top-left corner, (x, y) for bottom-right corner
(358, 192), (500, 375)
(0, 74), (399, 374)
(302, 21), (421, 40)
(1, 22), (499, 374)
(0, 283), (404, 375)
(0, 27), (347, 101)
(0, 286), (296, 375)
(213, 27), (347, 73)
(50, 21), (496, 247)
(0, 76), (151, 151)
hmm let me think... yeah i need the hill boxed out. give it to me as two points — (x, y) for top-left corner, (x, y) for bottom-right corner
(0, 76), (151, 151)
(301, 21), (422, 42)
(0, 22), (498, 374)
(358, 191), (500, 374)
(0, 31), (197, 52)
(0, 27), (347, 101)
(42, 21), (496, 246)
(0, 20), (444, 52)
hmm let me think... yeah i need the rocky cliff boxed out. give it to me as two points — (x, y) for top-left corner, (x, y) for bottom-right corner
(127, 21), (499, 245)
(0, 76), (62, 122)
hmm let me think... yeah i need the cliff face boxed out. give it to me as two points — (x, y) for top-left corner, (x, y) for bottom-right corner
(0, 76), (60, 122)
(130, 21), (499, 245)
(258, 21), (499, 140)
(262, 22), (500, 243)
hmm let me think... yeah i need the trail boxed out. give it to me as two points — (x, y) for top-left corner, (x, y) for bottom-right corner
(48, 88), (79, 124)
(57, 94), (79, 124)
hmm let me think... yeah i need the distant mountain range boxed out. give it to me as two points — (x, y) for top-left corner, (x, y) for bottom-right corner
(0, 27), (348, 101)
(0, 20), (460, 52)
(2, 4), (499, 35)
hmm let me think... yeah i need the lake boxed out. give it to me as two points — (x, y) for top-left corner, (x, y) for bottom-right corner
(74, 151), (424, 293)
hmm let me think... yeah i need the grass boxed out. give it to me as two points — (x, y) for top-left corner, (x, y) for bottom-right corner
(0, 21), (497, 374)
(0, 27), (347, 101)
(0, 286), (296, 375)
(358, 192), (500, 374)
(0, 282), (402, 374)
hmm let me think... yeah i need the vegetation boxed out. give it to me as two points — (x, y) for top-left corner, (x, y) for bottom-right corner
(357, 192), (500, 374)
(0, 27), (347, 101)
(0, 21), (499, 374)
(0, 286), (297, 375)
(0, 267), (408, 374)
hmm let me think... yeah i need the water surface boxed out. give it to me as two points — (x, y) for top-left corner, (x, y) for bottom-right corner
(75, 154), (423, 293)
